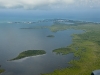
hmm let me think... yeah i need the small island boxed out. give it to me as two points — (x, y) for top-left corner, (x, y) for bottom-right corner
(47, 35), (55, 37)
(9, 50), (46, 61)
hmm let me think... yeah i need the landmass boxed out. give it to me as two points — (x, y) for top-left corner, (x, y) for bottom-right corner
(19, 19), (86, 30)
(9, 50), (46, 61)
(42, 21), (100, 75)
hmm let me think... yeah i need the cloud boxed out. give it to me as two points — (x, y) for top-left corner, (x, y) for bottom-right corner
(0, 0), (74, 9)
(0, 0), (99, 9)
(75, 0), (100, 8)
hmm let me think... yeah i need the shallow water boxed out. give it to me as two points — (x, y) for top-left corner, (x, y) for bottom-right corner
(0, 22), (83, 75)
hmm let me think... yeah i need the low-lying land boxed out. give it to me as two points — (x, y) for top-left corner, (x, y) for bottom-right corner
(9, 50), (46, 61)
(42, 22), (100, 75)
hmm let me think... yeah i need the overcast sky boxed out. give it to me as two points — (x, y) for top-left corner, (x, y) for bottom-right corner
(0, 0), (100, 22)
(0, 0), (100, 10)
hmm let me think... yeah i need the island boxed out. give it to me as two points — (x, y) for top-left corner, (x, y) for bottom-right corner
(42, 21), (100, 75)
(9, 50), (46, 61)
(47, 35), (55, 37)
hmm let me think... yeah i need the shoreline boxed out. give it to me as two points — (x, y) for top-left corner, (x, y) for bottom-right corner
(42, 21), (100, 75)
(9, 54), (46, 62)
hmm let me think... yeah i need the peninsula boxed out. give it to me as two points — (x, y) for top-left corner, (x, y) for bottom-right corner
(42, 21), (100, 75)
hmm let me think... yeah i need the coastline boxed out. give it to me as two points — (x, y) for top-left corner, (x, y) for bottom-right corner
(42, 21), (100, 75)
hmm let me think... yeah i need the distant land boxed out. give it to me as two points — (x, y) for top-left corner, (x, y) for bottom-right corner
(19, 19), (100, 31)
(3, 19), (99, 25)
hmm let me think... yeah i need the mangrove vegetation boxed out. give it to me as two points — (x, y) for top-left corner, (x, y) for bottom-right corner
(9, 50), (46, 61)
(42, 22), (100, 75)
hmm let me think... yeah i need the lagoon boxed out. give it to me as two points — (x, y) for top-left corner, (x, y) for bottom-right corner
(0, 20), (83, 75)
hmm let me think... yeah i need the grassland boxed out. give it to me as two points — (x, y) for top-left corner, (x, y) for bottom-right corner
(42, 22), (100, 75)
(9, 50), (46, 61)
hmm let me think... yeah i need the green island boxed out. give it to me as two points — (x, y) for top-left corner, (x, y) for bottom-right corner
(47, 35), (55, 37)
(9, 50), (46, 61)
(42, 22), (100, 75)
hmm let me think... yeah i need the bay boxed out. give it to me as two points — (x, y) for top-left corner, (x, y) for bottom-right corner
(0, 21), (83, 75)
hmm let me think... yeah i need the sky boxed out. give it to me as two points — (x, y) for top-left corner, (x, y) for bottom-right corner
(0, 0), (100, 21)
(0, 0), (100, 10)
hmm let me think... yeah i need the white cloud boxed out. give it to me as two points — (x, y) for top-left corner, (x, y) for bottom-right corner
(75, 0), (100, 8)
(0, 0), (99, 9)
(0, 0), (74, 9)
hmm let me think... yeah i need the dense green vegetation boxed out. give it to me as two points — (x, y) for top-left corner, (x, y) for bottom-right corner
(9, 50), (46, 61)
(48, 21), (87, 32)
(42, 22), (100, 75)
